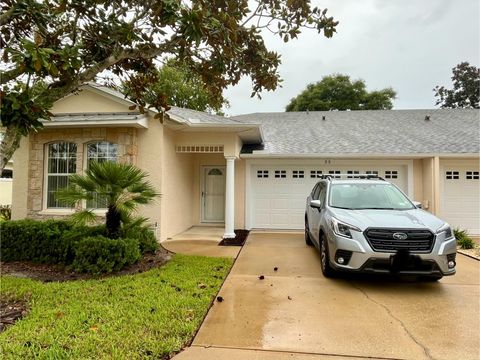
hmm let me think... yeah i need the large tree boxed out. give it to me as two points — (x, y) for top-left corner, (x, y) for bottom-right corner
(0, 0), (338, 171)
(123, 60), (228, 113)
(433, 62), (480, 109)
(285, 74), (396, 111)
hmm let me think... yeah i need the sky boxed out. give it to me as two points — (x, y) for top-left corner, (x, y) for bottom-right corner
(223, 0), (480, 116)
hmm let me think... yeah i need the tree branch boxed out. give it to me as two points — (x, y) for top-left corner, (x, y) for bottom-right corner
(0, 4), (16, 27)
(0, 66), (26, 85)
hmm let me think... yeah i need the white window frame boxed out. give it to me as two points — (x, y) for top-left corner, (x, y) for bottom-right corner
(43, 141), (77, 210)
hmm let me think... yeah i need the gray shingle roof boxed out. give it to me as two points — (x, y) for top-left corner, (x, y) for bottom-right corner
(167, 106), (242, 125)
(232, 109), (480, 155)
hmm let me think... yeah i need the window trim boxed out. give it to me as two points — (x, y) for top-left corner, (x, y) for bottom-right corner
(43, 141), (77, 210)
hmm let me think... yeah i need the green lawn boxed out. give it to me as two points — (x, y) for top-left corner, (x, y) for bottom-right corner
(0, 254), (233, 359)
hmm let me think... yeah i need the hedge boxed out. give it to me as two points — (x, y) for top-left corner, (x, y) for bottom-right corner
(0, 219), (158, 273)
(72, 236), (141, 274)
(0, 219), (74, 264)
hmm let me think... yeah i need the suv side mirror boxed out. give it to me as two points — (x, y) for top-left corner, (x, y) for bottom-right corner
(413, 201), (422, 209)
(310, 200), (322, 209)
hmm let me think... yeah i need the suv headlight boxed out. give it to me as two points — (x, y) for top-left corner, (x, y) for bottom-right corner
(330, 217), (361, 239)
(436, 223), (453, 239)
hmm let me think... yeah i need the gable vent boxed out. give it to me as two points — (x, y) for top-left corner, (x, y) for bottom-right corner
(176, 145), (224, 153)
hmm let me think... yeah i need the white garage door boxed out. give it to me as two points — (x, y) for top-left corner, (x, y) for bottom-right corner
(250, 164), (408, 229)
(440, 161), (480, 235)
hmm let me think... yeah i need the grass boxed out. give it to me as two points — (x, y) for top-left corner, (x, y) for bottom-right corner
(0, 254), (233, 359)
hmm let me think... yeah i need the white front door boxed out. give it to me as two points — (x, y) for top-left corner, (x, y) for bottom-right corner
(202, 166), (226, 222)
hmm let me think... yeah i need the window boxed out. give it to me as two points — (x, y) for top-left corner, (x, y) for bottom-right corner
(257, 170), (269, 178)
(347, 170), (360, 179)
(328, 170), (341, 179)
(466, 171), (479, 180)
(310, 170), (323, 178)
(46, 142), (77, 208)
(312, 183), (323, 200)
(293, 170), (304, 178)
(366, 170), (378, 175)
(1, 169), (13, 179)
(385, 170), (398, 179)
(445, 171), (459, 180)
(274, 170), (286, 178)
(86, 142), (118, 208)
(87, 141), (118, 166)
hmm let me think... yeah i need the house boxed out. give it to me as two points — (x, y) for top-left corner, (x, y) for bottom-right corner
(10, 83), (480, 239)
(0, 159), (13, 206)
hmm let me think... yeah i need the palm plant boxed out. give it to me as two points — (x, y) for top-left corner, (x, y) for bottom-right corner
(56, 161), (158, 239)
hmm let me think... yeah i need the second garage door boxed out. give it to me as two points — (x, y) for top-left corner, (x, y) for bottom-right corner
(250, 163), (408, 229)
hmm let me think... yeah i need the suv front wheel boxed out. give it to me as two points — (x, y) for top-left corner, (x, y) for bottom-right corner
(305, 216), (313, 246)
(320, 233), (335, 278)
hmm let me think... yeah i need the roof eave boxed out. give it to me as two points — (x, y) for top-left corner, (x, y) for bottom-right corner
(240, 152), (480, 159)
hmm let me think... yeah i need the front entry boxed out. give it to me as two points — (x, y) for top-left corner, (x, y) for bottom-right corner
(201, 166), (226, 222)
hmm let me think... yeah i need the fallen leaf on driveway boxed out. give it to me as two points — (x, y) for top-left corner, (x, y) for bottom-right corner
(258, 275), (265, 280)
(216, 296), (224, 302)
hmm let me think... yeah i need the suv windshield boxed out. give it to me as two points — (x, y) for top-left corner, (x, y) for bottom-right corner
(329, 183), (414, 210)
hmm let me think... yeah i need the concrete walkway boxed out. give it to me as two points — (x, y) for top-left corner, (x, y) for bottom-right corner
(174, 231), (480, 360)
(162, 226), (240, 258)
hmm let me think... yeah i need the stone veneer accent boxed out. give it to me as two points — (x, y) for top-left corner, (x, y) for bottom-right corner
(27, 127), (137, 219)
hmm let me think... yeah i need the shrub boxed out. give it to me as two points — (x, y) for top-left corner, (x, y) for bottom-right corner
(454, 228), (475, 249)
(72, 236), (141, 274)
(0, 205), (11, 220)
(0, 219), (74, 263)
(121, 225), (158, 253)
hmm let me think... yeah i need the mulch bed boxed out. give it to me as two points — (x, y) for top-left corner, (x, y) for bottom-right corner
(0, 298), (28, 332)
(218, 229), (250, 246)
(0, 246), (172, 282)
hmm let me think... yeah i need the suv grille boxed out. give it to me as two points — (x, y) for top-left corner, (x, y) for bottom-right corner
(364, 228), (434, 253)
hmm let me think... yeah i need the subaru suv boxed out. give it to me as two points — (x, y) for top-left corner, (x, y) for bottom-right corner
(305, 175), (456, 280)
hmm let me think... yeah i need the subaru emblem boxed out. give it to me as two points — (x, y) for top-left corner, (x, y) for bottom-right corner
(393, 232), (408, 240)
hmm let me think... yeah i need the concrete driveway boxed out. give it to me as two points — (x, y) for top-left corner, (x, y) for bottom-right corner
(175, 232), (480, 360)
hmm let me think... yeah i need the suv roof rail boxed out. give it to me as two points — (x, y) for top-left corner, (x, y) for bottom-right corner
(319, 174), (385, 181)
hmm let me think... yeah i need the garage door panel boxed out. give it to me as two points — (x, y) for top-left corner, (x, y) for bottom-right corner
(440, 163), (480, 235)
(251, 164), (408, 229)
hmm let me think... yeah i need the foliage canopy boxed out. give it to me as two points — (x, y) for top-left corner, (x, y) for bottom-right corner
(433, 62), (480, 109)
(285, 74), (396, 111)
(0, 0), (338, 170)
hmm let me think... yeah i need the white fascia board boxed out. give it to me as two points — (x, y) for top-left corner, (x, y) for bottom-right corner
(43, 117), (149, 129)
(240, 153), (480, 159)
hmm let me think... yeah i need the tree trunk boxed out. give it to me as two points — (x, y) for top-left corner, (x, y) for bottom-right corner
(106, 205), (121, 239)
(0, 126), (22, 172)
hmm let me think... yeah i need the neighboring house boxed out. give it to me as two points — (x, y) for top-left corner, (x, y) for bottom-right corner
(0, 160), (13, 206)
(10, 83), (480, 239)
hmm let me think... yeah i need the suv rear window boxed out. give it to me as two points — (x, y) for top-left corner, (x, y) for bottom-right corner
(329, 183), (414, 210)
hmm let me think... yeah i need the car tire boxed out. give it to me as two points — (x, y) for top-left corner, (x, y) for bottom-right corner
(319, 233), (335, 278)
(305, 217), (313, 246)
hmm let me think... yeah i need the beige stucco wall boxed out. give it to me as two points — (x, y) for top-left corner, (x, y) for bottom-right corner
(421, 157), (436, 213)
(412, 159), (423, 203)
(51, 88), (135, 114)
(11, 136), (31, 219)
(157, 127), (194, 240)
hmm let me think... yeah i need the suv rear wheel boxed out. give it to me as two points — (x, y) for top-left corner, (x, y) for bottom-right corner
(320, 233), (335, 277)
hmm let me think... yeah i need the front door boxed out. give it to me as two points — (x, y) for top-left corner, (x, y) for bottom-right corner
(201, 166), (226, 222)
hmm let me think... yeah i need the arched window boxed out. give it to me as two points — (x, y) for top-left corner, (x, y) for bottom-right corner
(86, 141), (118, 209)
(46, 142), (77, 208)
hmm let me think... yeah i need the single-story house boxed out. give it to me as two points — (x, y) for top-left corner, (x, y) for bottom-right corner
(11, 83), (480, 239)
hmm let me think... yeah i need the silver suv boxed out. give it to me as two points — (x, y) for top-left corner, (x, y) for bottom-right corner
(305, 175), (456, 280)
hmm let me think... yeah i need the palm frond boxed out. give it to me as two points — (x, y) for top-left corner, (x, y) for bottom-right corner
(69, 209), (98, 226)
